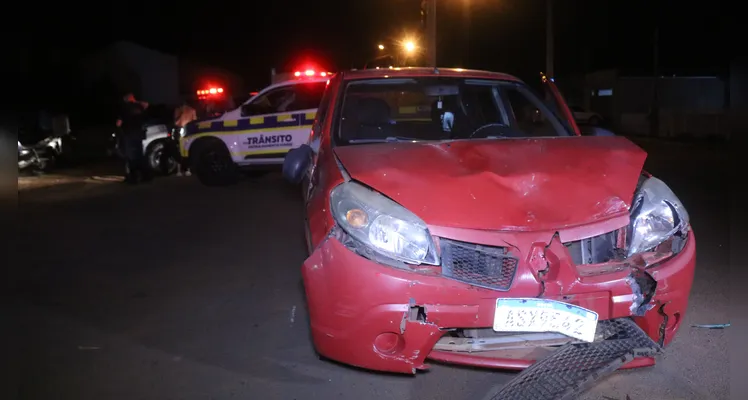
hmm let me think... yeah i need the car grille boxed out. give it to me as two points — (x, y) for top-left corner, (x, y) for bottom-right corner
(439, 238), (519, 291)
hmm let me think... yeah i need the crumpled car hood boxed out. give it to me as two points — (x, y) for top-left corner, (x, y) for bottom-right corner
(333, 136), (647, 231)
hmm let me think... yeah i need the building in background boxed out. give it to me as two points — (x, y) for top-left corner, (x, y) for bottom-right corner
(80, 41), (180, 106)
(583, 69), (729, 139)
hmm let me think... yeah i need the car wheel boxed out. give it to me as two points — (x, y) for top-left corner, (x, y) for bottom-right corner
(588, 116), (601, 126)
(146, 141), (177, 175)
(191, 140), (239, 186)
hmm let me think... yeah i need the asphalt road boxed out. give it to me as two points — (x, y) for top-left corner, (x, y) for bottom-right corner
(13, 138), (730, 400)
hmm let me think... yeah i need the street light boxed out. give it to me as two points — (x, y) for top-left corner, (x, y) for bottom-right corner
(403, 40), (416, 54)
(378, 44), (385, 50)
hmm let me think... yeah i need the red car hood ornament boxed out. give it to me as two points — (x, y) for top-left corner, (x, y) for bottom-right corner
(333, 136), (647, 231)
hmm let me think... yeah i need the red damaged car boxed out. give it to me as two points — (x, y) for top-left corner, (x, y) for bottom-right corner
(282, 68), (694, 394)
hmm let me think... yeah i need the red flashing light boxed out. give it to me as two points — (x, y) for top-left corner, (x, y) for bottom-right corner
(196, 87), (224, 97)
(292, 69), (333, 80)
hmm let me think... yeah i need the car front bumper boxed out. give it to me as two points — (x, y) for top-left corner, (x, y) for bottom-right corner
(301, 228), (696, 374)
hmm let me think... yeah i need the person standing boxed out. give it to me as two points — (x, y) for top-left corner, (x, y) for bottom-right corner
(116, 93), (150, 184)
(173, 98), (197, 176)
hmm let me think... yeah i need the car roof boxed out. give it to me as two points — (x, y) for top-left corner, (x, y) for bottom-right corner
(341, 67), (523, 82)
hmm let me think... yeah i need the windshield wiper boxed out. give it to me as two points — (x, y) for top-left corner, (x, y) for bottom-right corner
(348, 136), (424, 144)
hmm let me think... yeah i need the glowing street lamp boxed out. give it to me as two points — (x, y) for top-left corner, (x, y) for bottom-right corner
(378, 44), (385, 50)
(403, 40), (416, 54)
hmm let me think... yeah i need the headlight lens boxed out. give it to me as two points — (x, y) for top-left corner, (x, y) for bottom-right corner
(627, 177), (689, 257)
(330, 182), (439, 266)
(179, 127), (185, 137)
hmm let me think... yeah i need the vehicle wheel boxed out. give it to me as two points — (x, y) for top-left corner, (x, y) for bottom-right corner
(588, 116), (600, 126)
(191, 140), (239, 186)
(146, 141), (178, 176)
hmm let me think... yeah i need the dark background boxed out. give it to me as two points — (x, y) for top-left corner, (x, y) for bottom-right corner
(20, 0), (731, 102)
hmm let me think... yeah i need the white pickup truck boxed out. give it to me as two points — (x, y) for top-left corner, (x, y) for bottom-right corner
(109, 104), (178, 174)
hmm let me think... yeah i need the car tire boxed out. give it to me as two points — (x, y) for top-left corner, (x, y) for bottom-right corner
(191, 140), (239, 186)
(588, 116), (601, 126)
(146, 141), (178, 176)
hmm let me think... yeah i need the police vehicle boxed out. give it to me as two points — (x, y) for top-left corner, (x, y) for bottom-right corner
(179, 69), (331, 186)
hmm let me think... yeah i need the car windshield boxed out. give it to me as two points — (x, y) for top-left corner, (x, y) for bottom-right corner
(335, 77), (571, 145)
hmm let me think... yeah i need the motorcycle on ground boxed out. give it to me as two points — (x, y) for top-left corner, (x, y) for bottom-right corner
(17, 132), (74, 174)
(18, 141), (46, 173)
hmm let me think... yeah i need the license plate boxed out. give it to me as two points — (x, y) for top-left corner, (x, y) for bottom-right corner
(493, 298), (599, 342)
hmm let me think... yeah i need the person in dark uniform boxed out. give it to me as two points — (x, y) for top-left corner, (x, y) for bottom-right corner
(116, 93), (150, 183)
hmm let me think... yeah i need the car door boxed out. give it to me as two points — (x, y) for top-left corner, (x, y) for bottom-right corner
(234, 81), (327, 163)
(541, 74), (581, 136)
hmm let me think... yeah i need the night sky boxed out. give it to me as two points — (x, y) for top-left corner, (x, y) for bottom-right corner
(25, 0), (728, 91)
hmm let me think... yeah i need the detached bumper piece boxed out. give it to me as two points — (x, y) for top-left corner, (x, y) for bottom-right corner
(490, 318), (661, 400)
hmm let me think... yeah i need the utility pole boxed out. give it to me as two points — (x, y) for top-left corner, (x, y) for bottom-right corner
(426, 0), (437, 67)
(463, 0), (470, 66)
(545, 0), (554, 77)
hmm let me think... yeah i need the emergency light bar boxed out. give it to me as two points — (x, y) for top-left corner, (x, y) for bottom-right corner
(197, 87), (224, 95)
(293, 70), (332, 78)
(196, 87), (224, 100)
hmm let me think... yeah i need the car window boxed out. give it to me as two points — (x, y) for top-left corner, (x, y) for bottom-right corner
(293, 81), (327, 111)
(248, 86), (297, 115)
(499, 85), (560, 138)
(334, 77), (570, 145)
(460, 84), (506, 126)
(247, 82), (326, 116)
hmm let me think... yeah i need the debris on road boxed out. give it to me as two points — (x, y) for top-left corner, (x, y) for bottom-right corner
(488, 319), (660, 400)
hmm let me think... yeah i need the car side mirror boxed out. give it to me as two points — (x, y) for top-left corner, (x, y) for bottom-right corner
(283, 144), (313, 184)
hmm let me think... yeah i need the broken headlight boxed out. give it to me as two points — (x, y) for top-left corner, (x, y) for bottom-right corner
(627, 177), (689, 257)
(330, 181), (440, 266)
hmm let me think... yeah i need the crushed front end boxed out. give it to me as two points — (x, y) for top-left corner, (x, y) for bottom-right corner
(303, 222), (695, 376)
(303, 136), (695, 397)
